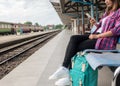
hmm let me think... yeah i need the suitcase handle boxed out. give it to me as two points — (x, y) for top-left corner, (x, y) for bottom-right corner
(83, 49), (120, 54)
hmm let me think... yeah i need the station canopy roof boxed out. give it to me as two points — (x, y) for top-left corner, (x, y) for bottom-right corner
(50, 0), (106, 25)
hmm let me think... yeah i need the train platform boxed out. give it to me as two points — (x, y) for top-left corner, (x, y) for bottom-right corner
(0, 30), (56, 45)
(0, 29), (117, 86)
(0, 29), (72, 86)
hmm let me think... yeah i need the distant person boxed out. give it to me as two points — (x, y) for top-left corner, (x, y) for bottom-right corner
(49, 0), (120, 85)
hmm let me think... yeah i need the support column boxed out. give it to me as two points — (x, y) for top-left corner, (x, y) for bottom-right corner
(76, 17), (81, 34)
(71, 19), (78, 34)
(81, 5), (85, 34)
(71, 21), (74, 32)
(95, 0), (99, 22)
(91, 0), (94, 18)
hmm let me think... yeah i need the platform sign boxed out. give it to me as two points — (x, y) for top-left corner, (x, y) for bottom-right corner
(70, 0), (93, 5)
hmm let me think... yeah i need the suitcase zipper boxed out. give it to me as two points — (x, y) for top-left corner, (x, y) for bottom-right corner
(79, 80), (82, 86)
(82, 63), (86, 72)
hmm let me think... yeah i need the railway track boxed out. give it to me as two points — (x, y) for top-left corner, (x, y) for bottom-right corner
(0, 30), (60, 65)
(0, 30), (61, 79)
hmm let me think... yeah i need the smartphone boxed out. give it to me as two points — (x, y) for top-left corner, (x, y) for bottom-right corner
(85, 13), (92, 19)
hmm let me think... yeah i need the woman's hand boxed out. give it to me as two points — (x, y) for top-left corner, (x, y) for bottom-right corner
(89, 34), (100, 39)
(90, 18), (96, 25)
(89, 31), (113, 39)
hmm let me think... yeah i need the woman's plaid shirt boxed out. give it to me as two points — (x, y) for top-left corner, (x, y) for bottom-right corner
(95, 8), (120, 50)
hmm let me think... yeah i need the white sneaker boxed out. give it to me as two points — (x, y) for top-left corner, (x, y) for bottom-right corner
(55, 77), (71, 86)
(49, 66), (69, 80)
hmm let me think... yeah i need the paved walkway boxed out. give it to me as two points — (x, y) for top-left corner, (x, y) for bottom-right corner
(0, 29), (72, 86)
(0, 29), (117, 86)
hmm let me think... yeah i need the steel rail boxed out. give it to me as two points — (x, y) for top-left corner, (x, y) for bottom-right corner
(0, 31), (59, 65)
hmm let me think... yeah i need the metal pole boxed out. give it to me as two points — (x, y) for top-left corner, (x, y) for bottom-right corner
(95, 0), (99, 22)
(81, 4), (85, 34)
(90, 0), (94, 18)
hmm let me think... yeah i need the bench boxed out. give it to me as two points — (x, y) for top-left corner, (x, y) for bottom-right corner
(82, 38), (120, 86)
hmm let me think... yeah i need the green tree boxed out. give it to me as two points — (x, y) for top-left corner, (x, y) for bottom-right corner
(55, 24), (63, 29)
(24, 21), (32, 25)
(35, 22), (39, 26)
(43, 26), (48, 31)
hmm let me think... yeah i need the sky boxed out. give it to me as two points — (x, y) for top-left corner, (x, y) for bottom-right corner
(0, 0), (62, 26)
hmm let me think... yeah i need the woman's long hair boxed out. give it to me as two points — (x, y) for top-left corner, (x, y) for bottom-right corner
(106, 0), (120, 14)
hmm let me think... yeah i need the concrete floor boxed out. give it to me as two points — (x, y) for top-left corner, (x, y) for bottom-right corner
(0, 29), (117, 86)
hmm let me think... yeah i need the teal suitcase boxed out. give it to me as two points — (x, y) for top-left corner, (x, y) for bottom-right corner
(70, 53), (98, 86)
